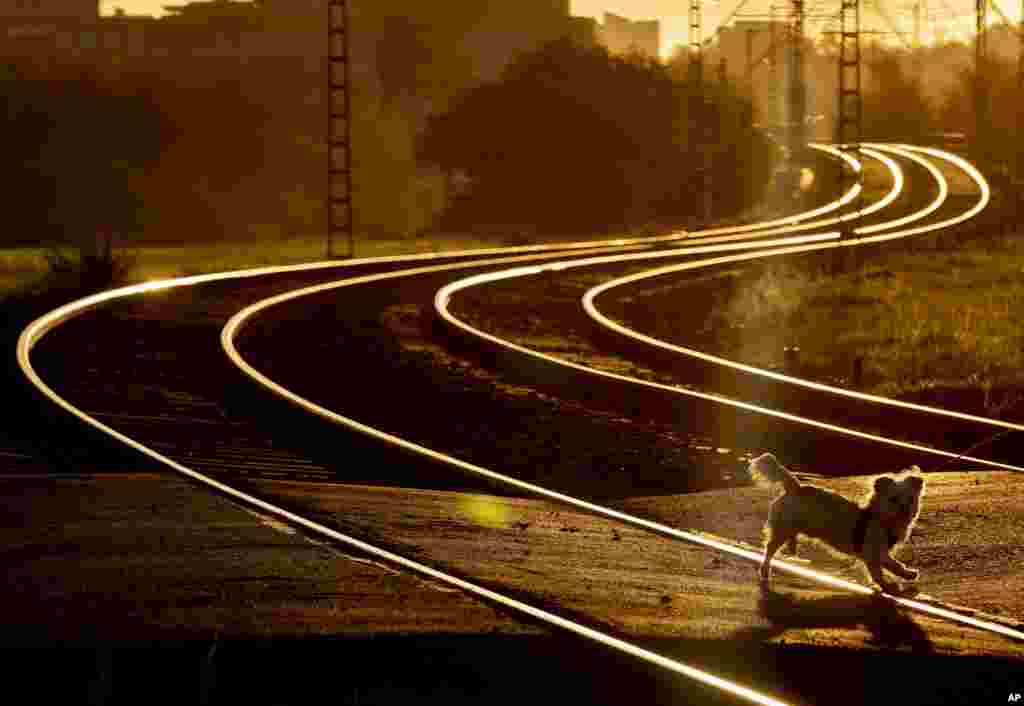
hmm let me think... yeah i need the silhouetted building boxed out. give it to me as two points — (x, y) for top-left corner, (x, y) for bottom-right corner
(0, 0), (99, 59)
(716, 20), (784, 83)
(0, 0), (97, 22)
(258, 0), (573, 82)
(1, 0), (576, 86)
(567, 15), (600, 49)
(714, 20), (788, 126)
(599, 12), (659, 59)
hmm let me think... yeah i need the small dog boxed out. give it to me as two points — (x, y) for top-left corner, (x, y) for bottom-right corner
(750, 452), (925, 595)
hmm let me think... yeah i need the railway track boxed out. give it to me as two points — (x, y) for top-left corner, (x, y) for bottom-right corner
(584, 146), (1011, 451)
(221, 145), (1022, 637)
(437, 145), (998, 469)
(19, 243), (809, 705)
(14, 144), (1022, 704)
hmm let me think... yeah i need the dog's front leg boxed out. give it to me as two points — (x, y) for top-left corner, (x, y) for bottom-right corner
(760, 532), (790, 587)
(863, 533), (900, 594)
(882, 554), (918, 581)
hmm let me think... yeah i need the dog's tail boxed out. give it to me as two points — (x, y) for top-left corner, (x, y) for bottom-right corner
(749, 453), (802, 494)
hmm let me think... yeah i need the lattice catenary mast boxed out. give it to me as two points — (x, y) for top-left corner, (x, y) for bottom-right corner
(327, 0), (354, 258)
(837, 0), (862, 238)
(689, 0), (714, 224)
(788, 0), (807, 159)
(1019, 0), (1024, 178)
(975, 0), (989, 163)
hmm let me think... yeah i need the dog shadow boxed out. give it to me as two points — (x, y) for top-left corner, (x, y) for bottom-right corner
(736, 586), (934, 652)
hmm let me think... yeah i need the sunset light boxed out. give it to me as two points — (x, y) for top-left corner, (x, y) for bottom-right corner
(4, 0), (1024, 702)
(571, 0), (1023, 61)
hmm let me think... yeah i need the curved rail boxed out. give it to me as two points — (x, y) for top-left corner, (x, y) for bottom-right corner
(582, 145), (1021, 446)
(683, 145), (902, 242)
(222, 224), (1024, 642)
(429, 146), (1024, 638)
(683, 142), (864, 237)
(436, 146), (1015, 470)
(13, 145), (880, 704)
(18, 144), (1014, 705)
(17, 247), (810, 706)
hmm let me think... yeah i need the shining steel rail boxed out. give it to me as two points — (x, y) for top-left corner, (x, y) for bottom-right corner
(221, 234), (1024, 646)
(437, 145), (1013, 472)
(16, 154), (880, 705)
(431, 145), (1024, 640)
(582, 144), (1020, 447)
(17, 144), (1011, 706)
(18, 245), (813, 706)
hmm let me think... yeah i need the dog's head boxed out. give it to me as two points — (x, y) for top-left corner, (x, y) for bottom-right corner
(872, 466), (925, 529)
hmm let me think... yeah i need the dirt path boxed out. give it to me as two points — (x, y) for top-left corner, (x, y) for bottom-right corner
(4, 468), (1020, 704)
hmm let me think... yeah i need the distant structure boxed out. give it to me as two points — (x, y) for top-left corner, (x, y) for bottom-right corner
(457, 0), (572, 81)
(597, 12), (660, 59)
(567, 15), (600, 48)
(716, 20), (783, 81)
(0, 0), (97, 22)
(714, 20), (788, 127)
(0, 0), (575, 81)
(0, 0), (99, 59)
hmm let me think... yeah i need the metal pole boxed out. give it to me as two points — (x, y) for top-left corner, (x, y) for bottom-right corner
(913, 1), (924, 102)
(789, 0), (806, 160)
(770, 4), (781, 128)
(975, 0), (988, 163)
(745, 27), (754, 83)
(837, 0), (862, 240)
(689, 0), (703, 89)
(327, 0), (354, 259)
(689, 0), (712, 224)
(1018, 0), (1024, 180)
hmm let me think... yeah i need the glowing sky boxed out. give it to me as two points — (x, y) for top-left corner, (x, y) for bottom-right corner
(100, 1), (172, 17)
(101, 0), (730, 57)
(573, 0), (1014, 55)
(101, 0), (715, 57)
(571, 0), (727, 57)
(101, 0), (1009, 57)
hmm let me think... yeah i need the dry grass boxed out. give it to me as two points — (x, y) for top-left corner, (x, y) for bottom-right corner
(720, 232), (1024, 409)
(0, 234), (519, 299)
(0, 249), (50, 294)
(1, 230), (648, 299)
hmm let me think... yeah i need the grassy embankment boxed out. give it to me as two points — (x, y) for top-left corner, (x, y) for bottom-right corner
(712, 231), (1024, 416)
(0, 234), (532, 301)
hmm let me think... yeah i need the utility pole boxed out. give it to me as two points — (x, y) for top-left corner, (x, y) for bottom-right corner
(689, 0), (703, 104)
(745, 27), (755, 83)
(788, 0), (807, 177)
(837, 0), (862, 241)
(327, 0), (354, 259)
(912, 0), (922, 49)
(1018, 0), (1024, 180)
(974, 0), (988, 164)
(912, 1), (924, 93)
(689, 0), (713, 224)
(770, 4), (780, 127)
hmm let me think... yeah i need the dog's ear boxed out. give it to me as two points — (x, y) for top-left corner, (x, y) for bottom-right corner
(908, 475), (924, 490)
(874, 476), (895, 493)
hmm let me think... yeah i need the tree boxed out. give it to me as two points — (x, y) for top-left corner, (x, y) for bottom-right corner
(0, 63), (175, 262)
(421, 39), (768, 234)
(860, 49), (935, 142)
